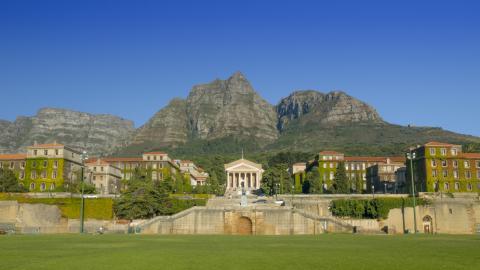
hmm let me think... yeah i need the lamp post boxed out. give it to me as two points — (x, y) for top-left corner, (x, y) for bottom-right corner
(406, 150), (418, 234)
(79, 150), (88, 234)
(371, 185), (375, 199)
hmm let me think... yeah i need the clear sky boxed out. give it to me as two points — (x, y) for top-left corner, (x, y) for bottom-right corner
(1, 0), (479, 135)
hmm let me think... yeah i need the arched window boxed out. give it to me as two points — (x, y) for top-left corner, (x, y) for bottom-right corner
(467, 183), (472, 191)
(50, 183), (55, 190)
(30, 183), (35, 190)
(444, 182), (449, 191)
(454, 182), (460, 191)
(40, 182), (46, 191)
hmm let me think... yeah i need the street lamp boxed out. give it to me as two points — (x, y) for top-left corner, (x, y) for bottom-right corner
(406, 150), (418, 234)
(371, 185), (375, 199)
(80, 150), (88, 234)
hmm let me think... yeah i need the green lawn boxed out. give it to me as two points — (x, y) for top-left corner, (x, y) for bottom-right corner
(1, 234), (479, 270)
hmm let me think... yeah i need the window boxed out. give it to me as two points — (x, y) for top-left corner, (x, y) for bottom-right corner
(350, 164), (355, 170)
(53, 161), (58, 168)
(147, 156), (151, 161)
(441, 160), (447, 167)
(330, 172), (334, 180)
(467, 183), (472, 191)
(430, 148), (436, 156)
(444, 182), (449, 190)
(34, 150), (37, 156)
(451, 148), (458, 156)
(464, 161), (470, 168)
(93, 175), (97, 181)
(465, 171), (471, 179)
(453, 170), (459, 179)
(441, 148), (447, 156)
(477, 161), (480, 168)
(50, 183), (55, 190)
(100, 166), (104, 172)
(477, 171), (480, 179)
(432, 170), (437, 177)
(41, 170), (47, 179)
(362, 163), (366, 170)
(431, 160), (437, 167)
(9, 162), (14, 169)
(454, 182), (460, 190)
(153, 163), (157, 169)
(19, 171), (25, 179)
(55, 149), (59, 155)
(442, 170), (448, 177)
(453, 160), (458, 168)
(323, 163), (327, 169)
(350, 173), (355, 179)
(44, 150), (48, 155)
(30, 183), (35, 190)
(31, 171), (37, 179)
(43, 160), (48, 167)
(40, 182), (46, 191)
(21, 162), (25, 169)
(153, 156), (157, 161)
(52, 170), (57, 179)
(32, 161), (37, 168)
(330, 163), (334, 168)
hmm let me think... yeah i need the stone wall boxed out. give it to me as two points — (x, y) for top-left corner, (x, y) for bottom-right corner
(0, 201), (127, 234)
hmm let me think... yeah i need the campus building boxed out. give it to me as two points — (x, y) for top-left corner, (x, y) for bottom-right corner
(0, 154), (27, 184)
(224, 157), (263, 195)
(311, 151), (405, 192)
(22, 143), (83, 192)
(85, 159), (122, 194)
(366, 159), (406, 194)
(176, 160), (209, 186)
(406, 142), (480, 193)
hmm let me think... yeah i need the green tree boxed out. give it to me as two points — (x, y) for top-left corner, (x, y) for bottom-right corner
(113, 169), (171, 220)
(307, 167), (322, 194)
(331, 162), (350, 194)
(205, 171), (222, 195)
(355, 176), (363, 194)
(0, 168), (26, 192)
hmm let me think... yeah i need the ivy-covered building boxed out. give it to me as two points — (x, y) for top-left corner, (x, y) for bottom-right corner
(303, 151), (404, 193)
(24, 143), (83, 192)
(102, 152), (182, 183)
(406, 142), (480, 193)
(0, 154), (27, 183)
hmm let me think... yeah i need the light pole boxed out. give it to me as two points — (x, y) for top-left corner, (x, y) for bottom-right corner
(406, 150), (418, 234)
(371, 185), (375, 199)
(79, 150), (88, 234)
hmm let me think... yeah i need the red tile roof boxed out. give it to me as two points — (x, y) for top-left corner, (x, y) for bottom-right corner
(27, 143), (64, 148)
(0, 153), (27, 160)
(344, 156), (405, 163)
(144, 151), (167, 155)
(424, 141), (459, 147)
(462, 153), (480, 159)
(102, 157), (143, 162)
(319, 151), (344, 155)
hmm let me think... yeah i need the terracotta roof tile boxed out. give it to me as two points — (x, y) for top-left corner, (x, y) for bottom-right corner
(0, 153), (27, 160)
(144, 151), (167, 155)
(461, 153), (480, 159)
(424, 141), (459, 147)
(319, 151), (344, 155)
(27, 143), (65, 148)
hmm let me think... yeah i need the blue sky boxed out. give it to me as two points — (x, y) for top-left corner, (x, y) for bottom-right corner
(1, 0), (479, 135)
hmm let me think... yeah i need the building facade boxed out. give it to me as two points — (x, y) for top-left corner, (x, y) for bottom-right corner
(225, 158), (263, 195)
(85, 159), (122, 194)
(407, 142), (480, 193)
(0, 154), (27, 186)
(366, 159), (406, 193)
(23, 143), (83, 192)
(176, 160), (209, 186)
(314, 151), (405, 192)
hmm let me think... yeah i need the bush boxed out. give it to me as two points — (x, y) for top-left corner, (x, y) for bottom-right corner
(330, 197), (430, 219)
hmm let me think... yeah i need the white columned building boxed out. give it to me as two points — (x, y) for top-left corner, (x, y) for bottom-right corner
(224, 158), (264, 195)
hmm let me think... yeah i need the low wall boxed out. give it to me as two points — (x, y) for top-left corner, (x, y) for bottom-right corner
(0, 201), (127, 234)
(139, 206), (352, 235)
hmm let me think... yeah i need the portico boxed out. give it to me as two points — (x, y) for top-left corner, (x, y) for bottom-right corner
(224, 158), (263, 195)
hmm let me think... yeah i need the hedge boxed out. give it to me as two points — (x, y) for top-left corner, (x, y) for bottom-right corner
(0, 193), (114, 220)
(330, 197), (430, 219)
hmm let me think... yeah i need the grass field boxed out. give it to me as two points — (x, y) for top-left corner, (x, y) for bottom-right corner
(1, 234), (479, 270)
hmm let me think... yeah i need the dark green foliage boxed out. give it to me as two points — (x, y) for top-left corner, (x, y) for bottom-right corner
(330, 197), (430, 219)
(332, 162), (350, 194)
(306, 166), (322, 194)
(261, 163), (291, 195)
(0, 168), (27, 192)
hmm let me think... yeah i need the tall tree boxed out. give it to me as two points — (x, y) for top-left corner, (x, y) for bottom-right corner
(332, 162), (350, 194)
(0, 168), (26, 192)
(308, 167), (322, 194)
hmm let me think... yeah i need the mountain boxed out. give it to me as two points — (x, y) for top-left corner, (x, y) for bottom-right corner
(122, 72), (278, 154)
(2, 73), (479, 158)
(0, 108), (135, 156)
(120, 72), (480, 157)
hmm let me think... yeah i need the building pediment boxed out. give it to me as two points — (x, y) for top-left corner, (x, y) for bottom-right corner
(227, 164), (262, 172)
(224, 158), (262, 171)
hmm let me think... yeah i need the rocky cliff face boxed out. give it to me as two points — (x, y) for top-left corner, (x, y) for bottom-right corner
(132, 98), (189, 148)
(276, 90), (383, 131)
(0, 108), (135, 156)
(186, 72), (278, 142)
